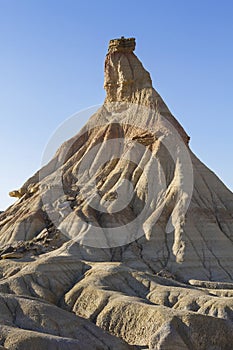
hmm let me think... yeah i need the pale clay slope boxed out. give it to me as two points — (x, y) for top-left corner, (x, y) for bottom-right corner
(0, 37), (233, 349)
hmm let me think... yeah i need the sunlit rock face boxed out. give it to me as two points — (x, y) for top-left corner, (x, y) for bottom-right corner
(0, 37), (233, 349)
(104, 37), (189, 145)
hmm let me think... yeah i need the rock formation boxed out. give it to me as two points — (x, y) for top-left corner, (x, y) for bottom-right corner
(0, 37), (233, 349)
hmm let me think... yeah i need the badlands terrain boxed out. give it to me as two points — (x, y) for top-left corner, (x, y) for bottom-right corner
(0, 37), (233, 349)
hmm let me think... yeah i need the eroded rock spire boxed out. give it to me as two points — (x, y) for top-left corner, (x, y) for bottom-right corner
(104, 36), (153, 104)
(104, 37), (190, 144)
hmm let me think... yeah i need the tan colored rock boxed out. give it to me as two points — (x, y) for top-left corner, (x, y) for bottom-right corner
(28, 183), (39, 194)
(1, 252), (23, 259)
(108, 37), (136, 53)
(149, 318), (189, 349)
(0, 37), (233, 349)
(9, 189), (24, 198)
(9, 184), (39, 198)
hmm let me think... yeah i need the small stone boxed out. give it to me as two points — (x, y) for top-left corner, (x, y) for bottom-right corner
(36, 228), (49, 241)
(9, 190), (23, 198)
(1, 252), (24, 259)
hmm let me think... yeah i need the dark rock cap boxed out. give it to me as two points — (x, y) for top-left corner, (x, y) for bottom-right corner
(108, 36), (136, 53)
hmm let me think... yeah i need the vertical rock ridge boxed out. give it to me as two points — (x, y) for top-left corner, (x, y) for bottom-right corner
(104, 36), (190, 144)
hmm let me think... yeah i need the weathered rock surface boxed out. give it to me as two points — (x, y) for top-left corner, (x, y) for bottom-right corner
(0, 37), (233, 349)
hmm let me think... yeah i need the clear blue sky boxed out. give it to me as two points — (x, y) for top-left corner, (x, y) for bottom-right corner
(0, 0), (232, 210)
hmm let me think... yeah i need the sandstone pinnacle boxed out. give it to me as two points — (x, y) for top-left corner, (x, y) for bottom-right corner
(104, 37), (189, 144)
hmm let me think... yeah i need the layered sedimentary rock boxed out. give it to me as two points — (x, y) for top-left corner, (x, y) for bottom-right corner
(0, 37), (233, 349)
